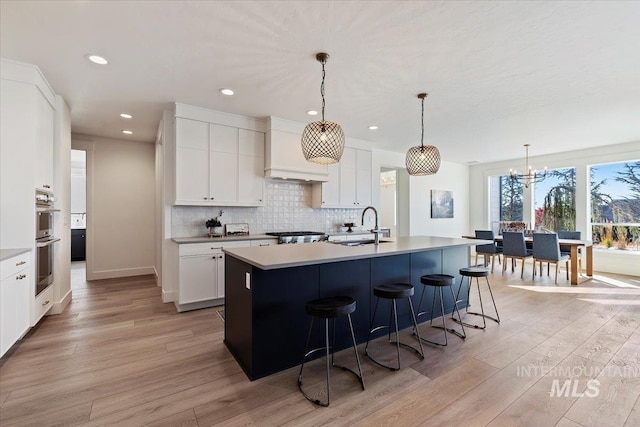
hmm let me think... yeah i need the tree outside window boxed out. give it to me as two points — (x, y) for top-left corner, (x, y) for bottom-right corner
(534, 168), (576, 232)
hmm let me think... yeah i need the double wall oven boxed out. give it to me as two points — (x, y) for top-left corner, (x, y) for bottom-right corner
(36, 189), (59, 296)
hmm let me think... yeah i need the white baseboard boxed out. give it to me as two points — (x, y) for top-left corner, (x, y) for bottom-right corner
(162, 290), (174, 303)
(174, 298), (224, 313)
(50, 289), (72, 315)
(87, 266), (156, 281)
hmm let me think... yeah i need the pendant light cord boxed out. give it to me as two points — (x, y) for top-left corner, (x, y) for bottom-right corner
(420, 96), (425, 149)
(321, 60), (326, 122)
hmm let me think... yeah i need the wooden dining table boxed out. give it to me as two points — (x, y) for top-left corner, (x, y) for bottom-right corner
(464, 235), (593, 285)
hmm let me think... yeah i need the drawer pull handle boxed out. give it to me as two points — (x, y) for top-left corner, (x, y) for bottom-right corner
(259, 244), (269, 246)
(16, 261), (27, 266)
(42, 300), (50, 306)
(16, 274), (26, 280)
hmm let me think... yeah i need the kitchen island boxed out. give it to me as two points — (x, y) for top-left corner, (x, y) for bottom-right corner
(223, 236), (489, 380)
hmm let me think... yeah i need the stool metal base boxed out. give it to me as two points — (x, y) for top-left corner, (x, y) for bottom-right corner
(415, 280), (466, 346)
(365, 297), (425, 371)
(452, 274), (500, 330)
(297, 315), (365, 407)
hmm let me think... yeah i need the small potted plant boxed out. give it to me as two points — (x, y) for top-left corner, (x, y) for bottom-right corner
(206, 216), (223, 237)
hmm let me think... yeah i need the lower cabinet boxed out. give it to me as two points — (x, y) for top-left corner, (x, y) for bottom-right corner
(176, 240), (252, 311)
(1, 251), (31, 358)
(71, 229), (86, 261)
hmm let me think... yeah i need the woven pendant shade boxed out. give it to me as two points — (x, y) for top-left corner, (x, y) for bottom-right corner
(301, 120), (345, 164)
(406, 92), (440, 176)
(405, 145), (440, 175)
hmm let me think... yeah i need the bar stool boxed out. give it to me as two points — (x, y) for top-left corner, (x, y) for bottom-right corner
(297, 296), (365, 407)
(365, 283), (425, 371)
(453, 267), (500, 329)
(416, 274), (466, 346)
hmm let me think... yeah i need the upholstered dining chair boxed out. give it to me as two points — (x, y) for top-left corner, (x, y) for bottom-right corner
(557, 231), (582, 274)
(501, 231), (533, 279)
(532, 233), (570, 284)
(474, 230), (502, 272)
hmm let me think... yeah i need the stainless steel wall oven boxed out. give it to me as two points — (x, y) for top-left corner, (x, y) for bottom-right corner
(36, 189), (59, 297)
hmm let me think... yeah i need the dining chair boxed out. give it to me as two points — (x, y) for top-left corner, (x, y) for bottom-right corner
(557, 231), (582, 275)
(501, 231), (533, 279)
(532, 233), (570, 284)
(474, 230), (502, 272)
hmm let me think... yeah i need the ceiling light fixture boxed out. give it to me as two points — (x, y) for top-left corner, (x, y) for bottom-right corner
(405, 93), (440, 176)
(301, 52), (345, 164)
(509, 144), (547, 188)
(86, 54), (108, 65)
(120, 113), (133, 119)
(368, 125), (378, 130)
(122, 130), (133, 135)
(220, 88), (234, 96)
(307, 110), (318, 116)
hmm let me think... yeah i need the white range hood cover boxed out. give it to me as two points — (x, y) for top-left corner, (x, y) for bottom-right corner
(265, 117), (329, 182)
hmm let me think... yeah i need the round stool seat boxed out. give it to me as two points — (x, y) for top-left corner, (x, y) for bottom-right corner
(373, 283), (414, 299)
(459, 267), (490, 278)
(305, 296), (356, 318)
(420, 274), (455, 287)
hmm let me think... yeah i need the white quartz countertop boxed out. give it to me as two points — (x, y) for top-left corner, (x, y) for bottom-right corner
(172, 234), (279, 244)
(1, 248), (31, 262)
(223, 236), (490, 270)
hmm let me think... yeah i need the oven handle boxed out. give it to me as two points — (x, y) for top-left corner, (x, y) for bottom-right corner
(36, 238), (61, 248)
(37, 208), (61, 213)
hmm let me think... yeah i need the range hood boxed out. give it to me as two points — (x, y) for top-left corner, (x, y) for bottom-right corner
(264, 117), (329, 182)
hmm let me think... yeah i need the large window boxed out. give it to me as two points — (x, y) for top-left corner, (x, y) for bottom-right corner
(500, 175), (523, 221)
(534, 167), (576, 231)
(590, 161), (640, 251)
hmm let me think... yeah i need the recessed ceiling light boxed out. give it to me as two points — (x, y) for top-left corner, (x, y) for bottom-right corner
(368, 125), (378, 130)
(120, 113), (133, 119)
(86, 54), (108, 65)
(122, 130), (133, 135)
(307, 110), (318, 116)
(220, 88), (234, 96)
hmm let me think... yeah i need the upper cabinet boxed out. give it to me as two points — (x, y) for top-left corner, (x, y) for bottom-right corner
(311, 147), (372, 208)
(35, 92), (55, 192)
(174, 114), (265, 206)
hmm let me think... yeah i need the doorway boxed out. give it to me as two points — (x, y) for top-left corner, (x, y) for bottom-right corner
(379, 167), (410, 237)
(70, 149), (86, 288)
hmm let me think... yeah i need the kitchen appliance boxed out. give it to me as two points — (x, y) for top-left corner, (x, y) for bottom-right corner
(35, 189), (59, 296)
(266, 231), (327, 244)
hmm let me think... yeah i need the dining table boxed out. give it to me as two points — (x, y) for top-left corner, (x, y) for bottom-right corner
(464, 235), (593, 285)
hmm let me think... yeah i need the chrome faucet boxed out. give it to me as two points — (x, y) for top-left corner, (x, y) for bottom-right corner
(361, 206), (382, 245)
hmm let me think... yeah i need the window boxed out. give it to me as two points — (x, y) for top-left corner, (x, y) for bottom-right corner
(534, 167), (576, 231)
(590, 161), (640, 251)
(500, 175), (523, 221)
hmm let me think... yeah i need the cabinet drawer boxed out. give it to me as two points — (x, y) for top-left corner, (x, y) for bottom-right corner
(179, 240), (250, 256)
(34, 284), (53, 324)
(1, 252), (31, 280)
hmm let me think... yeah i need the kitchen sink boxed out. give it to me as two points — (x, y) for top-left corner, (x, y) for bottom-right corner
(333, 239), (392, 246)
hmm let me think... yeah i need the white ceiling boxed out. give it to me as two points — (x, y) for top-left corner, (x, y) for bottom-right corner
(2, 1), (639, 164)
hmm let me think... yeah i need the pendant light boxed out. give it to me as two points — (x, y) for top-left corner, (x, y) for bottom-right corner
(508, 144), (547, 188)
(301, 53), (345, 164)
(405, 93), (440, 176)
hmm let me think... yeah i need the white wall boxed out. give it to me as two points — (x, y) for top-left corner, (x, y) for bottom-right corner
(73, 133), (156, 280)
(469, 140), (640, 276)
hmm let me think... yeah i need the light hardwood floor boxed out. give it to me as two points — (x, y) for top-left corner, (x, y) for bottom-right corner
(1, 261), (639, 426)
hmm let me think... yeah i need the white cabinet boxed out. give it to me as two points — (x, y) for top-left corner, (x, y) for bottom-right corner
(176, 240), (250, 311)
(35, 92), (55, 192)
(174, 118), (264, 206)
(1, 252), (31, 357)
(312, 147), (372, 208)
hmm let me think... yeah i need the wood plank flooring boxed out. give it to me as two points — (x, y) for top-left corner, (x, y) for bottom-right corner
(1, 261), (639, 426)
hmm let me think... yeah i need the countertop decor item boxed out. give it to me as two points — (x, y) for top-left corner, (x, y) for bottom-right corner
(405, 93), (440, 176)
(344, 222), (355, 233)
(508, 144), (547, 188)
(301, 52), (345, 165)
(206, 216), (223, 237)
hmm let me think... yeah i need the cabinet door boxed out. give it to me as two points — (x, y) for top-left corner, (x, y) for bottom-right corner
(35, 93), (55, 192)
(210, 151), (238, 203)
(176, 118), (209, 150)
(321, 163), (341, 207)
(210, 124), (238, 153)
(0, 269), (30, 357)
(216, 253), (225, 299)
(339, 148), (357, 207)
(356, 149), (372, 206)
(179, 255), (217, 304)
(176, 146), (209, 204)
(238, 154), (264, 204)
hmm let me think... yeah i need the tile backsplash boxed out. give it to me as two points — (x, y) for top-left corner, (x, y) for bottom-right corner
(172, 181), (371, 237)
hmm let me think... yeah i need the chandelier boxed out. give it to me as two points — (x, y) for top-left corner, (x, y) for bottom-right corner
(405, 93), (440, 176)
(509, 144), (547, 188)
(301, 53), (345, 164)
